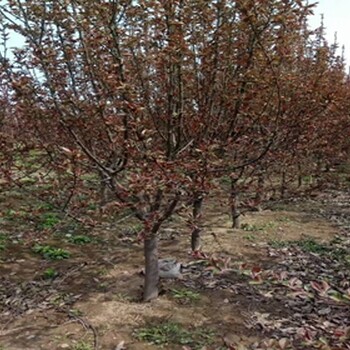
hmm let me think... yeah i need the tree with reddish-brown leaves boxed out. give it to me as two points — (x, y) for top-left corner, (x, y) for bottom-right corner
(1, 0), (349, 302)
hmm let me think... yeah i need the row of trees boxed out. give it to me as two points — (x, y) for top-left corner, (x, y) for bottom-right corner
(1, 0), (349, 301)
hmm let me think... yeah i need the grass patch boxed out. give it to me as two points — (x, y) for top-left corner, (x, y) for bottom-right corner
(269, 238), (328, 252)
(135, 321), (215, 348)
(113, 293), (133, 302)
(33, 244), (70, 260)
(269, 239), (288, 249)
(269, 237), (350, 264)
(38, 212), (60, 229)
(276, 216), (292, 222)
(241, 222), (276, 232)
(295, 238), (329, 254)
(170, 288), (200, 303)
(36, 202), (55, 211)
(72, 341), (93, 350)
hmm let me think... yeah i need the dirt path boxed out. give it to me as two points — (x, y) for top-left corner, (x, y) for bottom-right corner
(0, 189), (349, 350)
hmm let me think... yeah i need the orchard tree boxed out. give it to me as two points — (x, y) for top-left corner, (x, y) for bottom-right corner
(266, 19), (350, 197)
(1, 0), (341, 301)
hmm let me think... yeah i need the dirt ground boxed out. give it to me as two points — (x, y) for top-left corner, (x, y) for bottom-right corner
(0, 187), (349, 350)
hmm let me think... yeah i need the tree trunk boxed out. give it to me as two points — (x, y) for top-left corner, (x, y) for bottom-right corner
(98, 171), (113, 210)
(191, 194), (203, 252)
(99, 180), (109, 208)
(280, 170), (286, 199)
(230, 177), (240, 229)
(255, 171), (264, 211)
(191, 227), (201, 252)
(143, 235), (159, 302)
(297, 163), (302, 188)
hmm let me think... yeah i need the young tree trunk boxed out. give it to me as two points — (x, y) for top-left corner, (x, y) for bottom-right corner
(143, 234), (159, 302)
(99, 180), (109, 208)
(255, 171), (265, 211)
(280, 170), (286, 199)
(191, 193), (203, 252)
(315, 158), (322, 187)
(98, 171), (113, 210)
(297, 163), (302, 188)
(230, 177), (240, 229)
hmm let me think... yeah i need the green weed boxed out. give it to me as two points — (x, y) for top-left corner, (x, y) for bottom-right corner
(20, 177), (36, 185)
(135, 322), (214, 348)
(276, 216), (291, 222)
(241, 223), (262, 232)
(0, 233), (7, 240)
(43, 267), (58, 279)
(68, 235), (92, 245)
(80, 173), (99, 182)
(113, 292), (133, 302)
(241, 222), (276, 232)
(302, 175), (313, 185)
(97, 268), (109, 276)
(243, 234), (256, 241)
(269, 240), (288, 249)
(219, 175), (231, 185)
(36, 202), (54, 211)
(4, 209), (23, 221)
(98, 282), (108, 291)
(87, 203), (97, 211)
(0, 233), (7, 251)
(170, 288), (200, 303)
(38, 212), (60, 229)
(69, 308), (84, 317)
(33, 244), (70, 260)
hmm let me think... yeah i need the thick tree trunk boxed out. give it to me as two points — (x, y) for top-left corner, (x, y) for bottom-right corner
(191, 194), (203, 252)
(142, 196), (179, 301)
(230, 177), (240, 229)
(143, 235), (159, 302)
